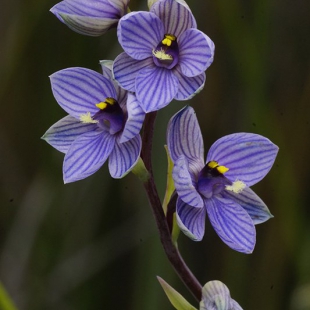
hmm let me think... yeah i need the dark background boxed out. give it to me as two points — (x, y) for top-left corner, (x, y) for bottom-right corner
(1, 0), (310, 309)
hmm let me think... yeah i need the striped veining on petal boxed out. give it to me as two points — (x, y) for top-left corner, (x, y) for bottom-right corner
(167, 106), (204, 170)
(172, 156), (204, 208)
(205, 197), (256, 253)
(42, 115), (97, 153)
(108, 0), (130, 14)
(136, 67), (179, 112)
(100, 60), (128, 105)
(207, 133), (279, 186)
(64, 129), (115, 183)
(118, 11), (164, 60)
(120, 93), (145, 143)
(151, 0), (196, 37)
(200, 281), (233, 310)
(178, 29), (215, 77)
(173, 68), (205, 100)
(60, 14), (118, 36)
(64, 0), (118, 17)
(113, 53), (154, 91)
(50, 68), (117, 118)
(176, 197), (206, 241)
(202, 281), (230, 302)
(109, 135), (141, 178)
(221, 187), (273, 225)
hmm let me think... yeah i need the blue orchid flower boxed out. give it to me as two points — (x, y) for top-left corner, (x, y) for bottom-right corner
(200, 280), (243, 310)
(167, 106), (279, 253)
(50, 0), (130, 36)
(113, 0), (215, 113)
(42, 64), (145, 183)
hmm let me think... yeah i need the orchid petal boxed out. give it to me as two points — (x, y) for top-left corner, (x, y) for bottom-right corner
(201, 281), (230, 303)
(173, 156), (204, 208)
(176, 197), (206, 241)
(42, 115), (96, 153)
(108, 0), (130, 13)
(120, 93), (145, 143)
(100, 59), (113, 73)
(136, 66), (179, 112)
(52, 0), (121, 18)
(201, 281), (243, 310)
(50, 0), (125, 36)
(231, 300), (244, 310)
(151, 0), (196, 37)
(57, 14), (118, 36)
(113, 53), (154, 92)
(201, 293), (230, 310)
(109, 135), (142, 178)
(221, 187), (273, 225)
(50, 67), (116, 119)
(205, 196), (256, 253)
(178, 29), (215, 77)
(117, 11), (164, 60)
(206, 133), (279, 187)
(173, 68), (205, 100)
(63, 129), (115, 183)
(100, 60), (128, 106)
(167, 106), (204, 173)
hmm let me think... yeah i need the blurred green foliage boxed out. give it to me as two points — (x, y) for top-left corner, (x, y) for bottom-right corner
(1, 0), (310, 309)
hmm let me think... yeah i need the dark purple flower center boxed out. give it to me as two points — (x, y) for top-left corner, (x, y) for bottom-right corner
(93, 97), (125, 135)
(197, 161), (230, 199)
(152, 34), (179, 69)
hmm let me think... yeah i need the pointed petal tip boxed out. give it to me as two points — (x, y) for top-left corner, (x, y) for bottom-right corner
(63, 174), (80, 184)
(238, 240), (255, 254)
(245, 248), (254, 254)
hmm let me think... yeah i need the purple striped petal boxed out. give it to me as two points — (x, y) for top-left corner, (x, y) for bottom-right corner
(57, 14), (118, 36)
(100, 60), (128, 106)
(108, 0), (130, 13)
(173, 156), (204, 208)
(63, 129), (115, 183)
(109, 135), (142, 178)
(178, 28), (215, 77)
(50, 0), (125, 36)
(136, 66), (179, 112)
(113, 53), (154, 92)
(201, 281), (230, 303)
(120, 93), (145, 143)
(167, 106), (204, 174)
(176, 197), (206, 241)
(151, 0), (197, 37)
(201, 291), (230, 310)
(52, 0), (121, 18)
(173, 68), (205, 100)
(50, 67), (117, 119)
(200, 281), (243, 310)
(42, 115), (97, 153)
(205, 196), (256, 253)
(221, 187), (273, 225)
(117, 11), (164, 60)
(206, 133), (279, 187)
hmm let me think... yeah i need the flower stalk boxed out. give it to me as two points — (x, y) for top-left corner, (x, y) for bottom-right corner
(141, 112), (202, 301)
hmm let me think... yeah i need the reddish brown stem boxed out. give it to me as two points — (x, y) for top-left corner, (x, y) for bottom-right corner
(141, 112), (202, 301)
